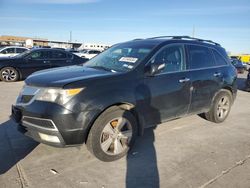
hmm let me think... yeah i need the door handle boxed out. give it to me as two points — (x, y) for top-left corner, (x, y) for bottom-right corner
(214, 72), (221, 77)
(179, 78), (190, 83)
(43, 60), (50, 64)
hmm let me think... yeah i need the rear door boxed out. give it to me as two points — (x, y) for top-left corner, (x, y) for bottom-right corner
(140, 44), (192, 126)
(186, 44), (221, 114)
(49, 50), (70, 68)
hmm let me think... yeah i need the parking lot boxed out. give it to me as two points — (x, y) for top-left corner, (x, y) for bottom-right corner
(0, 72), (249, 188)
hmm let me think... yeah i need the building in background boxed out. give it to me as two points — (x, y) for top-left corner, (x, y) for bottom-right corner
(79, 43), (110, 51)
(0, 35), (82, 49)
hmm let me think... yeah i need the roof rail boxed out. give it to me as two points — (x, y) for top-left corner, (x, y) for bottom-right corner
(147, 36), (220, 46)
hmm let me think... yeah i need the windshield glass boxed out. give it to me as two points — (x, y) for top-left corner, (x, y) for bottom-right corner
(84, 42), (155, 72)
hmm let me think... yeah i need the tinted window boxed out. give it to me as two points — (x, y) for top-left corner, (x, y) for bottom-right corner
(89, 50), (100, 54)
(29, 51), (48, 59)
(16, 48), (27, 53)
(152, 45), (185, 74)
(51, 51), (67, 59)
(188, 45), (215, 69)
(2, 48), (15, 54)
(212, 49), (228, 66)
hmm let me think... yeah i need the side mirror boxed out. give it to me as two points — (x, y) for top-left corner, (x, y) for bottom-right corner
(145, 62), (166, 76)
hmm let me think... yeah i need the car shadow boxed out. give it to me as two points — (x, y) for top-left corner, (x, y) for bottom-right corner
(0, 119), (38, 174)
(126, 84), (160, 188)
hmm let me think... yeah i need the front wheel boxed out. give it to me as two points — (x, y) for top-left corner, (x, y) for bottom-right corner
(0, 67), (19, 82)
(87, 107), (137, 162)
(204, 89), (233, 123)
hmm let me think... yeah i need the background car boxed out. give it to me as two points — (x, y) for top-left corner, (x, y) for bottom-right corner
(74, 49), (102, 59)
(0, 48), (88, 82)
(246, 68), (250, 91)
(230, 59), (247, 74)
(0, 46), (29, 58)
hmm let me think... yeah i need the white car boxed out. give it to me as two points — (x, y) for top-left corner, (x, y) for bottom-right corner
(0, 46), (29, 58)
(74, 49), (102, 59)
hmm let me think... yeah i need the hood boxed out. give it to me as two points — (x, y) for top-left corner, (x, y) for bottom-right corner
(25, 65), (116, 88)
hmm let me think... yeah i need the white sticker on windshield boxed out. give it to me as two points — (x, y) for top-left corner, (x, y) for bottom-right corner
(119, 57), (138, 63)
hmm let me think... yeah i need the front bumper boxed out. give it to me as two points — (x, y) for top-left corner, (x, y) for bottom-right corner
(11, 101), (95, 147)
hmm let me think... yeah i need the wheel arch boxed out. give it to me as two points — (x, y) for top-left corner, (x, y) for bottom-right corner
(84, 102), (144, 143)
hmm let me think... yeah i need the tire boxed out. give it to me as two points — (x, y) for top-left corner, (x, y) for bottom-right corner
(0, 67), (19, 82)
(204, 89), (233, 123)
(87, 107), (138, 162)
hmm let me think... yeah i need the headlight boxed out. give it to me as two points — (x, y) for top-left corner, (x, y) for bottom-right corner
(36, 88), (83, 105)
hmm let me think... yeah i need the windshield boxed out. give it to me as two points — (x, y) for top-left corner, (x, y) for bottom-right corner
(84, 42), (155, 72)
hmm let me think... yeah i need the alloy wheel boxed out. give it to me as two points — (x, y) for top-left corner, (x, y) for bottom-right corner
(2, 69), (17, 81)
(100, 117), (133, 155)
(217, 96), (230, 119)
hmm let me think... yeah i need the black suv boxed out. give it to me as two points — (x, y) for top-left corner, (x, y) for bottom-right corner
(12, 36), (237, 161)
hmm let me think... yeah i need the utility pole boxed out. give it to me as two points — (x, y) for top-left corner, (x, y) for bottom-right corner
(192, 25), (195, 38)
(69, 31), (72, 43)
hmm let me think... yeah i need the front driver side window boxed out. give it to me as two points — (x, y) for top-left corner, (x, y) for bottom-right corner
(152, 45), (185, 74)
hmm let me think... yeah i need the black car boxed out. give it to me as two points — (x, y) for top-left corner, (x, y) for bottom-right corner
(230, 59), (247, 74)
(12, 36), (237, 161)
(0, 48), (87, 82)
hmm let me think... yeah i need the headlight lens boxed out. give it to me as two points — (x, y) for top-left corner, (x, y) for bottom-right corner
(36, 88), (83, 105)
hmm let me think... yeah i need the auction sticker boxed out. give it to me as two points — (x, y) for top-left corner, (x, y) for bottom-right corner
(119, 57), (138, 63)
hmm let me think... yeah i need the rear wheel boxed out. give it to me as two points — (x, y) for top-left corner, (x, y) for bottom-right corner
(204, 89), (233, 123)
(87, 107), (137, 162)
(0, 67), (19, 82)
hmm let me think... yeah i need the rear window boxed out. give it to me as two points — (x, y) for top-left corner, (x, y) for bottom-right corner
(16, 48), (27, 53)
(51, 51), (67, 59)
(187, 45), (215, 69)
(212, 49), (228, 66)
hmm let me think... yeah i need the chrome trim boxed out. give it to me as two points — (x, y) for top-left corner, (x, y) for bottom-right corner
(16, 86), (41, 106)
(22, 116), (58, 132)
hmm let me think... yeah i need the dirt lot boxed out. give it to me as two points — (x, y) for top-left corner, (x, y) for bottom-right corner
(0, 72), (250, 188)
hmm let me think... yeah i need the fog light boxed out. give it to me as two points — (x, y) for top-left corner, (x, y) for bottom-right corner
(38, 133), (60, 143)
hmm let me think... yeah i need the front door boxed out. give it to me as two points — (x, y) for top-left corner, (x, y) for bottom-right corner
(21, 50), (51, 78)
(138, 44), (192, 127)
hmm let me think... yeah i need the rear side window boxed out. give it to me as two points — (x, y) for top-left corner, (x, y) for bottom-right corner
(187, 45), (215, 69)
(212, 49), (228, 66)
(89, 50), (100, 54)
(51, 51), (67, 59)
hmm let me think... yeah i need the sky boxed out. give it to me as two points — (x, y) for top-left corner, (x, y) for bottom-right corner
(0, 0), (250, 54)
